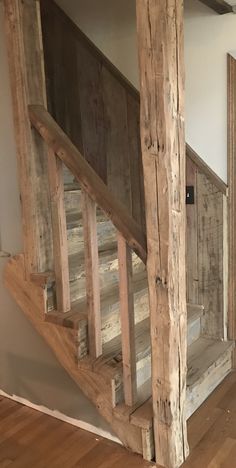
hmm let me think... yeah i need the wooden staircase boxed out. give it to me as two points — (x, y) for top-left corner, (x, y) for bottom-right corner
(3, 0), (235, 465)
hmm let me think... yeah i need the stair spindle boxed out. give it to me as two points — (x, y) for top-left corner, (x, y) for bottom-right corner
(47, 149), (71, 313)
(117, 233), (137, 406)
(82, 191), (102, 358)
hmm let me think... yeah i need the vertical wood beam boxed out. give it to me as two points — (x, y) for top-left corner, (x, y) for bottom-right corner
(82, 191), (102, 358)
(117, 233), (137, 407)
(227, 54), (236, 346)
(47, 150), (70, 313)
(136, 1), (189, 467)
(4, 0), (52, 274)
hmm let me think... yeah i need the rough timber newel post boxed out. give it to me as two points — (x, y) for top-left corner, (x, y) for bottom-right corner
(136, 1), (189, 467)
(4, 0), (53, 275)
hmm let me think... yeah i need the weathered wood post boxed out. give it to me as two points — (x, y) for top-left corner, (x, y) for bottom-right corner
(136, 1), (189, 467)
(4, 0), (53, 275)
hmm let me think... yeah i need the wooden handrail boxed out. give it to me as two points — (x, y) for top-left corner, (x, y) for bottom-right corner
(186, 144), (228, 195)
(29, 105), (147, 264)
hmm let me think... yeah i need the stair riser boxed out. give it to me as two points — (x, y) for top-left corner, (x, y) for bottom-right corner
(67, 221), (116, 256)
(186, 348), (233, 418)
(76, 289), (150, 359)
(187, 316), (201, 346)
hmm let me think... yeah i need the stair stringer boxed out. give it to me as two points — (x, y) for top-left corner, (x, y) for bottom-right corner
(3, 254), (145, 456)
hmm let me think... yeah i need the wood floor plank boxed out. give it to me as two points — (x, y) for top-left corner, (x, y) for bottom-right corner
(2, 373), (236, 468)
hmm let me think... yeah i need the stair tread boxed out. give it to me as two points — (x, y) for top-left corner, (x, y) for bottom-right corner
(116, 338), (234, 427)
(47, 269), (148, 329)
(187, 337), (234, 388)
(102, 316), (150, 364)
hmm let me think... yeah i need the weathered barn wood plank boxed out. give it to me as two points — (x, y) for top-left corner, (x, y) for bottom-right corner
(40, 0), (144, 227)
(102, 67), (132, 209)
(82, 192), (102, 358)
(76, 42), (106, 181)
(29, 105), (147, 264)
(117, 234), (137, 407)
(136, 1), (189, 466)
(47, 149), (70, 313)
(197, 172), (224, 339)
(4, 0), (52, 273)
(186, 158), (199, 304)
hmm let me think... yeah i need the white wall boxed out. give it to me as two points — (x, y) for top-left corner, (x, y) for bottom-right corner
(57, 0), (236, 183)
(0, 3), (113, 438)
(185, 0), (236, 182)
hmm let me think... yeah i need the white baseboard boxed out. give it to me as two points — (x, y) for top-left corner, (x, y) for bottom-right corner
(0, 388), (121, 445)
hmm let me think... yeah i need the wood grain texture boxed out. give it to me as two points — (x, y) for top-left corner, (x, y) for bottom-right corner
(186, 158), (199, 304)
(3, 254), (147, 456)
(47, 149), (70, 313)
(136, 1), (189, 467)
(117, 234), (137, 407)
(197, 172), (224, 339)
(40, 0), (145, 228)
(82, 191), (102, 358)
(0, 397), (155, 468)
(28, 105), (147, 264)
(4, 0), (53, 274)
(227, 54), (236, 344)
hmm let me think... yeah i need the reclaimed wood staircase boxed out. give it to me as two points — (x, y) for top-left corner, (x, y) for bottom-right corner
(3, 0), (235, 465)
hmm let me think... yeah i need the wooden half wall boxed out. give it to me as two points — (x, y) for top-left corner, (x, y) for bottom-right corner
(186, 147), (228, 340)
(40, 0), (146, 231)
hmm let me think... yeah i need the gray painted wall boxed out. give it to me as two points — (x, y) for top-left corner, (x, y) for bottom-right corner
(0, 3), (113, 438)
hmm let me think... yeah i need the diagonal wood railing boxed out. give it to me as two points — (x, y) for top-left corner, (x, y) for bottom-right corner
(29, 104), (147, 406)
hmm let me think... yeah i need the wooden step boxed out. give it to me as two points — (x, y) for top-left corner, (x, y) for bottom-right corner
(186, 337), (234, 418)
(187, 303), (205, 346)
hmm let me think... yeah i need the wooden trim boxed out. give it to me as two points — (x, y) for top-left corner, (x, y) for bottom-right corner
(47, 149), (70, 313)
(198, 0), (233, 14)
(136, 1), (188, 467)
(117, 233), (137, 407)
(227, 54), (236, 342)
(4, 0), (52, 274)
(82, 192), (102, 358)
(28, 105), (147, 264)
(186, 144), (228, 195)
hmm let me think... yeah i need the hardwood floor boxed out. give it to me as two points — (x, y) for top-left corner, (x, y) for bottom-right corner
(1, 372), (236, 467)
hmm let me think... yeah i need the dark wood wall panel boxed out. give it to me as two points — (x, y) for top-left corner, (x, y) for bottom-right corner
(40, 0), (145, 227)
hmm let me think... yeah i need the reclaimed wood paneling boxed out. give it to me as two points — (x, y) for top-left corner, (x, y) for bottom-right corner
(197, 173), (224, 339)
(186, 158), (199, 304)
(40, 0), (145, 228)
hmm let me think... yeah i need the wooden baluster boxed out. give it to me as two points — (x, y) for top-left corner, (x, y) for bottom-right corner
(117, 233), (137, 406)
(48, 149), (70, 313)
(82, 191), (102, 358)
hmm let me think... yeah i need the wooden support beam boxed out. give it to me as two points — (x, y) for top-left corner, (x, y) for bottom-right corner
(136, 1), (189, 467)
(82, 192), (102, 358)
(199, 0), (233, 14)
(4, 0), (52, 274)
(47, 150), (70, 313)
(117, 233), (137, 407)
(227, 54), (236, 346)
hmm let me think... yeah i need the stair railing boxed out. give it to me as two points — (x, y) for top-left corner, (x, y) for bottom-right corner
(29, 104), (147, 406)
